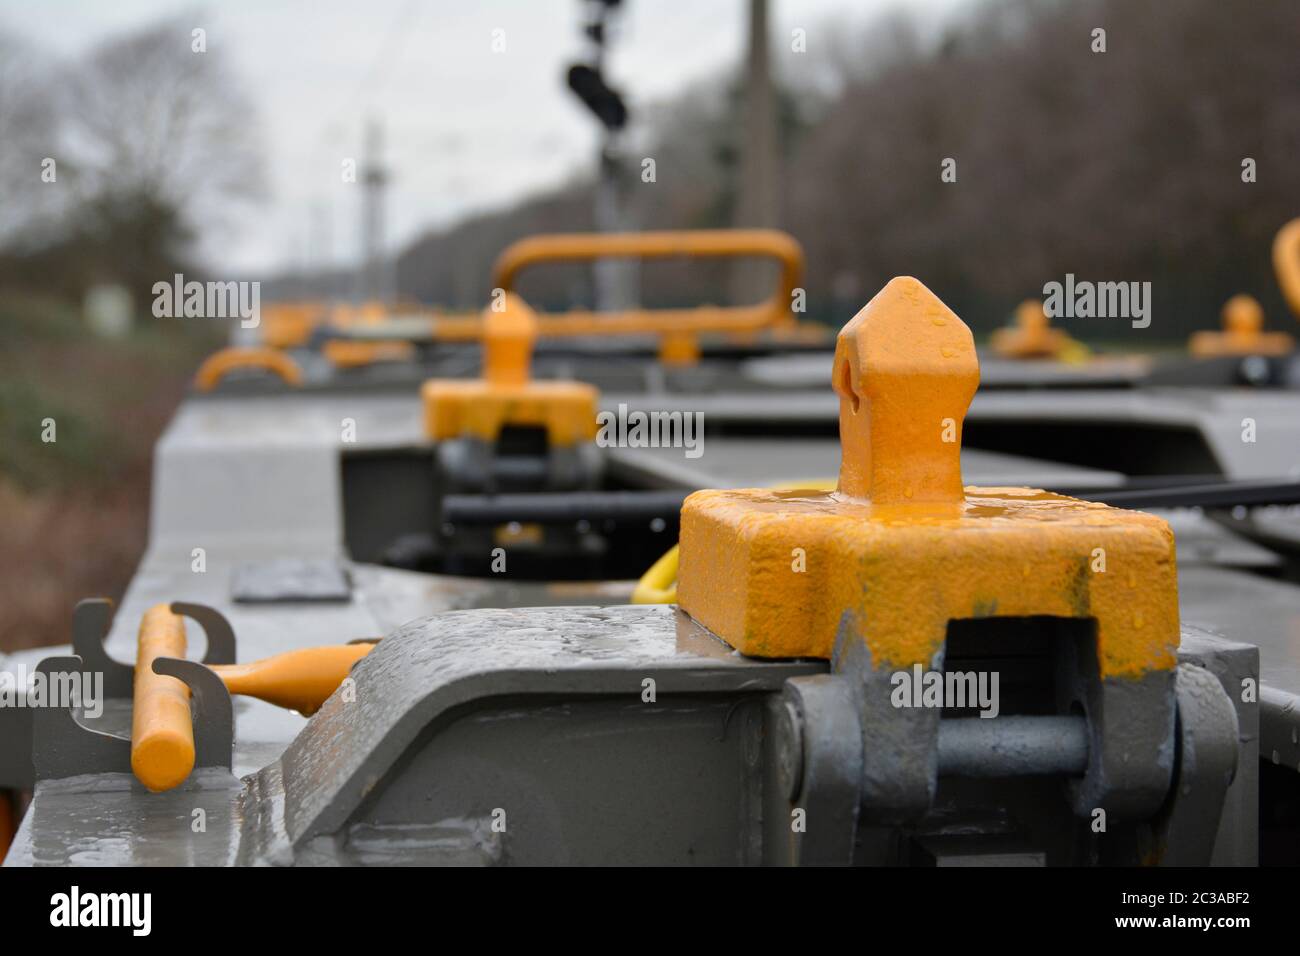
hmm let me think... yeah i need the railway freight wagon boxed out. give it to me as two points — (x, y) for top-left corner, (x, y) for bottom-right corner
(4, 230), (1300, 866)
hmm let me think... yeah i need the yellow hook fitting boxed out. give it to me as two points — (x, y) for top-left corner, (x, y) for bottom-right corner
(1189, 293), (1293, 357)
(483, 293), (538, 386)
(833, 276), (977, 505)
(421, 293), (598, 447)
(677, 277), (1179, 678)
(990, 299), (1080, 359)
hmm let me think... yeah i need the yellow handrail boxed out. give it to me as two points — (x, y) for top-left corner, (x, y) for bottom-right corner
(193, 347), (304, 392)
(492, 229), (805, 337)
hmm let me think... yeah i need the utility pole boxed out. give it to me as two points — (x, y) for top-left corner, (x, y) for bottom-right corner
(356, 116), (393, 304)
(731, 0), (780, 305)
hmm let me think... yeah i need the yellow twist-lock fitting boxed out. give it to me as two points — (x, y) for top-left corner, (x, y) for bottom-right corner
(990, 299), (1081, 360)
(677, 277), (1179, 678)
(833, 277), (977, 505)
(483, 295), (537, 386)
(421, 293), (598, 447)
(1224, 293), (1264, 335)
(1189, 293), (1293, 357)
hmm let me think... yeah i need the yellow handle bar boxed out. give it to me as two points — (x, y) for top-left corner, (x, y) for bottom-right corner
(491, 229), (805, 337)
(193, 347), (304, 392)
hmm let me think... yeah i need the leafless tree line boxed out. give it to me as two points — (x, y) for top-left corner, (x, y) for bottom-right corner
(398, 0), (1300, 340)
(0, 17), (262, 302)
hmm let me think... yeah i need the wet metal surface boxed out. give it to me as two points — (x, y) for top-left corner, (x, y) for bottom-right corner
(7, 361), (1300, 865)
(263, 604), (820, 857)
(7, 604), (820, 865)
(231, 559), (353, 603)
(8, 769), (242, 867)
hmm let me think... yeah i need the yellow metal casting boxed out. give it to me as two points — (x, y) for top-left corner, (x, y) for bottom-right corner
(130, 605), (195, 793)
(209, 642), (374, 716)
(329, 301), (391, 329)
(1273, 217), (1300, 320)
(634, 479), (838, 605)
(990, 299), (1085, 360)
(422, 293), (599, 446)
(482, 295), (535, 386)
(259, 301), (327, 348)
(193, 347), (304, 392)
(1190, 293), (1294, 357)
(322, 339), (416, 368)
(677, 277), (1179, 678)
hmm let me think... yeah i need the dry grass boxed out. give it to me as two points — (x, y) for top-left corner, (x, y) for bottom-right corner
(0, 294), (218, 650)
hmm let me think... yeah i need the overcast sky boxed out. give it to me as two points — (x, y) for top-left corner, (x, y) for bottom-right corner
(2, 0), (969, 275)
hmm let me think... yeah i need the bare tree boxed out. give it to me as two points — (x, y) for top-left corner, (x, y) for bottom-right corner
(0, 16), (265, 299)
(62, 16), (264, 244)
(0, 29), (60, 247)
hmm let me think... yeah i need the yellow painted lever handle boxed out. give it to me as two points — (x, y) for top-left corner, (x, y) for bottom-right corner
(209, 642), (375, 716)
(490, 230), (805, 337)
(130, 605), (195, 793)
(193, 347), (304, 392)
(130, 614), (375, 792)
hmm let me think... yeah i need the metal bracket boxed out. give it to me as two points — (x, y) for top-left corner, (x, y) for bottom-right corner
(831, 616), (942, 825)
(1152, 663), (1240, 865)
(1058, 633), (1176, 822)
(33, 600), (239, 784)
(71, 598), (133, 697)
(436, 436), (602, 496)
(31, 654), (131, 781)
(775, 675), (863, 865)
(792, 614), (1180, 844)
(66, 599), (237, 697)
(170, 601), (237, 665)
(152, 657), (234, 773)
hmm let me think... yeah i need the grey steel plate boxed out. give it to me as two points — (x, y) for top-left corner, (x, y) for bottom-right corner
(231, 559), (353, 603)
